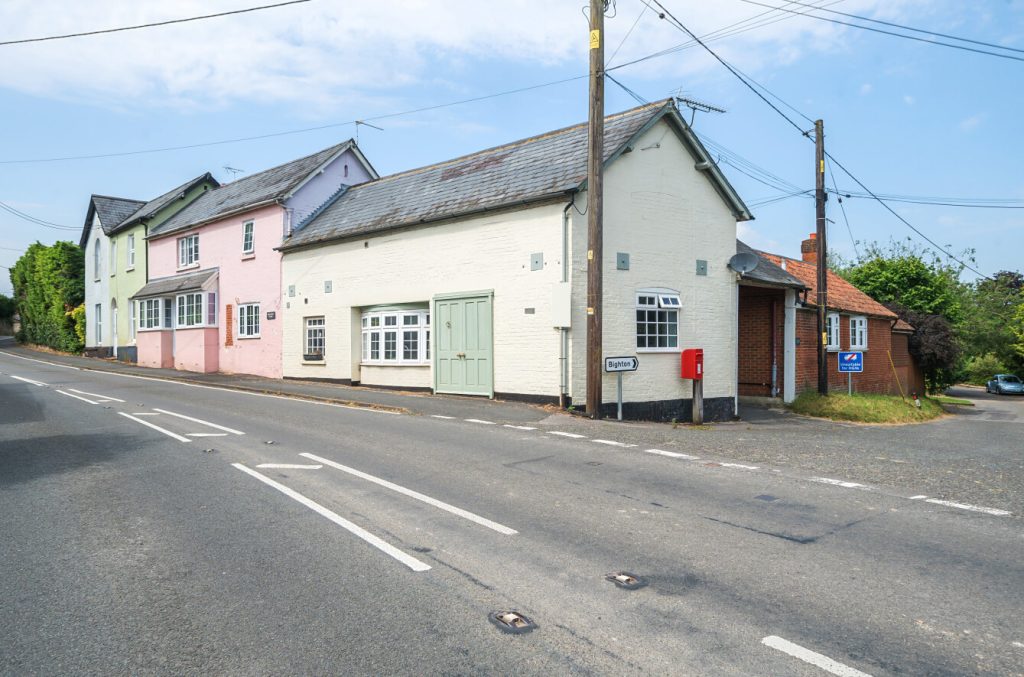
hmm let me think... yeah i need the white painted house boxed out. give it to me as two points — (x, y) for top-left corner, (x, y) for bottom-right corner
(278, 100), (752, 420)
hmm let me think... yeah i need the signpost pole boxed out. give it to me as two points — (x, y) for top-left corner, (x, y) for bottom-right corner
(848, 372), (852, 395)
(692, 379), (703, 425)
(617, 372), (623, 421)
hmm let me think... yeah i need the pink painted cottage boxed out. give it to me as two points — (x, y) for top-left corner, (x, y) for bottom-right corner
(131, 141), (377, 378)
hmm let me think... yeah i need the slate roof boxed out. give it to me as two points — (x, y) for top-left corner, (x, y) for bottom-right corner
(79, 195), (146, 246)
(113, 173), (219, 235)
(130, 268), (219, 300)
(758, 252), (898, 319)
(736, 240), (804, 289)
(149, 141), (359, 239)
(280, 99), (751, 251)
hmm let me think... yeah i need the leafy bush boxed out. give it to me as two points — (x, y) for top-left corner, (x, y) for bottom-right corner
(962, 354), (1007, 385)
(70, 304), (86, 345)
(10, 241), (85, 353)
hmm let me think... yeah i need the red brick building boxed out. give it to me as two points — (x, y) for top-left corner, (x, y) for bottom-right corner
(737, 235), (924, 403)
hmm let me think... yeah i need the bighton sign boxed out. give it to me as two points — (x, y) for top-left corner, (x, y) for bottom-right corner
(605, 356), (639, 372)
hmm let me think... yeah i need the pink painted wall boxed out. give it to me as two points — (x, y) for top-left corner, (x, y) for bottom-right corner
(174, 327), (219, 373)
(137, 330), (173, 368)
(149, 204), (285, 379)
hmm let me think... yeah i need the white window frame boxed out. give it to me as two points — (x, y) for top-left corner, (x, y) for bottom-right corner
(127, 234), (135, 270)
(237, 303), (261, 339)
(110, 240), (117, 276)
(635, 291), (680, 352)
(361, 309), (430, 365)
(94, 303), (102, 344)
(305, 316), (325, 360)
(178, 234), (199, 268)
(129, 300), (136, 339)
(175, 292), (216, 328)
(242, 221), (254, 255)
(139, 299), (162, 330)
(93, 238), (100, 281)
(826, 312), (840, 351)
(850, 315), (868, 350)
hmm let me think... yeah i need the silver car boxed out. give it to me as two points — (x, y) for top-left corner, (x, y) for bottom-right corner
(986, 374), (1024, 395)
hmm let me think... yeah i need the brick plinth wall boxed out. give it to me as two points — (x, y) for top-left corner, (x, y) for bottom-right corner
(738, 286), (786, 397)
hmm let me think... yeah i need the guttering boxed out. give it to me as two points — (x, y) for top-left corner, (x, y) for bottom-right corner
(276, 189), (574, 254)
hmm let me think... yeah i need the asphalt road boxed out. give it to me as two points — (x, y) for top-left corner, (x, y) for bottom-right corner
(2, 351), (1022, 675)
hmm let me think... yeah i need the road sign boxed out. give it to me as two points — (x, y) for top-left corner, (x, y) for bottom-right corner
(838, 351), (863, 373)
(605, 356), (639, 372)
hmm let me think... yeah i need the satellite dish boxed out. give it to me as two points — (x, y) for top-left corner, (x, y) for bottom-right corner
(728, 252), (759, 275)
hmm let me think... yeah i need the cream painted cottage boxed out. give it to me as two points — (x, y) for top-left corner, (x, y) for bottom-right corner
(278, 100), (752, 421)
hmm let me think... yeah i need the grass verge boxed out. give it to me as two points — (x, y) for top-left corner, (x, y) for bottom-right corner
(788, 392), (943, 423)
(931, 394), (975, 406)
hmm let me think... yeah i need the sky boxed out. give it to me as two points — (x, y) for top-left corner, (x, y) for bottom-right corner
(2, 0), (1022, 297)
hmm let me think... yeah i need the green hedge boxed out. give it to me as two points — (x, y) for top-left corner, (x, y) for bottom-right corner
(9, 242), (85, 353)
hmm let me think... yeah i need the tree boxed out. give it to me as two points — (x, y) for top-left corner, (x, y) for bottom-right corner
(10, 241), (85, 352)
(0, 292), (15, 334)
(887, 303), (961, 392)
(962, 271), (1024, 373)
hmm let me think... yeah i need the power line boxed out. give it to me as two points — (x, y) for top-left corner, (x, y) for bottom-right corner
(0, 201), (77, 230)
(607, 1), (650, 66)
(831, 194), (1024, 209)
(737, 0), (1024, 56)
(736, 0), (1024, 64)
(0, 0), (311, 47)
(827, 159), (859, 259)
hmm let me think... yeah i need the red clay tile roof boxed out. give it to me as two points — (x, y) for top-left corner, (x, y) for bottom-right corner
(758, 252), (897, 320)
(893, 318), (915, 332)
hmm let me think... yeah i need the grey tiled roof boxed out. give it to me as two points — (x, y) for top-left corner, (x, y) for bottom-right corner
(149, 141), (356, 239)
(281, 100), (750, 250)
(113, 172), (218, 235)
(93, 195), (146, 233)
(736, 240), (805, 288)
(130, 268), (218, 299)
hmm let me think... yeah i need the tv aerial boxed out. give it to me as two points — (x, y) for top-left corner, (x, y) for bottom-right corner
(673, 90), (726, 126)
(222, 166), (244, 179)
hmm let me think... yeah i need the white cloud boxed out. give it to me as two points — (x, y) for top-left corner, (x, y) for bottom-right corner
(0, 0), (915, 111)
(959, 113), (984, 131)
(903, 95), (915, 105)
(859, 83), (873, 95)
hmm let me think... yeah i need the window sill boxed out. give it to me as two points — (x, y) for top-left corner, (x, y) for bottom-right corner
(237, 335), (261, 340)
(241, 253), (255, 261)
(850, 347), (868, 351)
(125, 266), (135, 273)
(177, 263), (200, 272)
(827, 347), (840, 352)
(302, 360), (326, 366)
(361, 362), (430, 367)
(636, 348), (680, 354)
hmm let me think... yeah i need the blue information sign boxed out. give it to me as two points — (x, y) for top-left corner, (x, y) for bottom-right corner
(838, 351), (864, 373)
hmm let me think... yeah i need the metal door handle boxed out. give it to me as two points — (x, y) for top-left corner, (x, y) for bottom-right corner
(457, 352), (466, 358)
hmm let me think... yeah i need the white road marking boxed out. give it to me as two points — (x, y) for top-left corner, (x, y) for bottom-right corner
(255, 463), (323, 470)
(10, 375), (47, 386)
(922, 498), (1010, 516)
(232, 463), (429, 572)
(548, 431), (586, 439)
(431, 414), (455, 419)
(720, 462), (759, 470)
(644, 448), (699, 460)
(187, 433), (228, 437)
(762, 636), (872, 677)
(152, 408), (244, 435)
(69, 388), (125, 402)
(118, 412), (191, 443)
(812, 477), (869, 489)
(1012, 641), (1024, 649)
(464, 418), (495, 425)
(0, 350), (80, 369)
(132, 412), (158, 416)
(503, 424), (537, 430)
(56, 389), (102, 404)
(301, 452), (518, 535)
(592, 439), (638, 448)
(909, 495), (928, 500)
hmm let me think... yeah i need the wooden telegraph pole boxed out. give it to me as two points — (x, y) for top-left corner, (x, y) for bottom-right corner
(586, 0), (606, 419)
(815, 119), (829, 396)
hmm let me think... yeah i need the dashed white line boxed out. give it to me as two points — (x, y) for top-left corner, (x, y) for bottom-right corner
(592, 439), (638, 448)
(56, 389), (102, 404)
(909, 495), (928, 500)
(69, 388), (125, 402)
(812, 477), (869, 489)
(255, 463), (323, 470)
(232, 463), (429, 572)
(548, 431), (586, 439)
(10, 374), (46, 386)
(187, 433), (228, 437)
(644, 449), (700, 460)
(464, 418), (495, 425)
(118, 412), (190, 443)
(762, 636), (872, 677)
(918, 497), (1011, 517)
(720, 462), (759, 470)
(300, 452), (518, 535)
(152, 408), (244, 435)
(503, 424), (537, 430)
(430, 415), (455, 419)
(1012, 641), (1024, 649)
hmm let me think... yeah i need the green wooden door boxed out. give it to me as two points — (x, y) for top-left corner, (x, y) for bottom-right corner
(434, 293), (493, 396)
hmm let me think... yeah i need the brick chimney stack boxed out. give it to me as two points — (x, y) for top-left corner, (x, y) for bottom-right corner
(801, 233), (817, 263)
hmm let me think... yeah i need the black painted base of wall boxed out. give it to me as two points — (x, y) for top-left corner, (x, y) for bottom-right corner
(115, 347), (137, 363)
(494, 391), (561, 406)
(580, 396), (734, 423)
(83, 346), (112, 358)
(284, 376), (353, 386)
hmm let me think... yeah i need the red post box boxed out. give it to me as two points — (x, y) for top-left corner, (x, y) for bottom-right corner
(680, 348), (703, 380)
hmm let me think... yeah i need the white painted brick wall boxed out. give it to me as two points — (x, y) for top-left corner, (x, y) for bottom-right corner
(569, 119), (739, 404)
(84, 214), (111, 347)
(281, 202), (568, 396)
